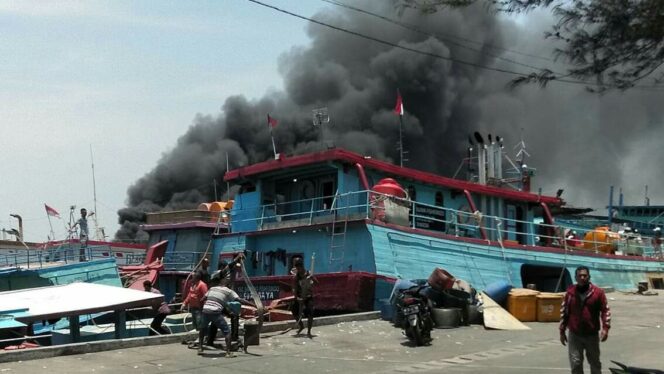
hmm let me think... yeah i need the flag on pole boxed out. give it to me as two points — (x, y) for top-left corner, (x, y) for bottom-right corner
(44, 203), (60, 218)
(267, 114), (278, 128)
(267, 114), (278, 158)
(394, 90), (404, 116)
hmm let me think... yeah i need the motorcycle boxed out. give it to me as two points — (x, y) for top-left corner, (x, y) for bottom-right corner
(609, 361), (664, 374)
(396, 286), (434, 346)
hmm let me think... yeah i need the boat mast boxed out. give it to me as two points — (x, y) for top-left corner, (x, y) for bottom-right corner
(89, 145), (105, 241)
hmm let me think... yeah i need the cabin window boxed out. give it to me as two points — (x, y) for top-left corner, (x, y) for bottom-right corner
(300, 180), (315, 200)
(322, 179), (336, 209)
(241, 183), (256, 193)
(505, 204), (526, 244)
(407, 186), (416, 201)
(435, 191), (444, 207)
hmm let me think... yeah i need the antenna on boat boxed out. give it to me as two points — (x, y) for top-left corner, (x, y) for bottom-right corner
(312, 107), (333, 149)
(514, 129), (530, 164)
(312, 107), (329, 127)
(89, 145), (105, 241)
(467, 136), (474, 179)
(645, 185), (650, 206)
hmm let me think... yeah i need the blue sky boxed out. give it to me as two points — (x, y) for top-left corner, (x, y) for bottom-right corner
(0, 0), (326, 241)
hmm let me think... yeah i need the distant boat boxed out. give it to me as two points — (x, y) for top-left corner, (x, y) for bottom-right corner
(0, 238), (147, 292)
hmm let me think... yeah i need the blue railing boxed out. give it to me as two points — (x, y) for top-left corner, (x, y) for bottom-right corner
(228, 189), (663, 260)
(0, 244), (146, 270)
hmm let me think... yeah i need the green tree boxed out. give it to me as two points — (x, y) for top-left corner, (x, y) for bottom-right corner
(398, 0), (664, 92)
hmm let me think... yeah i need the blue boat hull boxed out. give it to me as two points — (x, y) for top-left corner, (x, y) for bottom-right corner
(0, 258), (122, 291)
(215, 220), (663, 309)
(368, 222), (663, 291)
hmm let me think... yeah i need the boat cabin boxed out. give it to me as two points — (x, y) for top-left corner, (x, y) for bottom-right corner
(225, 149), (560, 240)
(219, 149), (562, 275)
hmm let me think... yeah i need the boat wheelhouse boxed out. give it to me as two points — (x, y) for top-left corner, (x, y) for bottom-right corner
(130, 206), (229, 301)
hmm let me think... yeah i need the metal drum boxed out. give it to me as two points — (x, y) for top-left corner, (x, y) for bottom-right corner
(432, 307), (461, 329)
(468, 304), (483, 325)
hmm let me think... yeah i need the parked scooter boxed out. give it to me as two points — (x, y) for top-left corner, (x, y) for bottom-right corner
(395, 286), (434, 346)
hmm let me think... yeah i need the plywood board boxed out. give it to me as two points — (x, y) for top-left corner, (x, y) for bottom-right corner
(481, 291), (531, 330)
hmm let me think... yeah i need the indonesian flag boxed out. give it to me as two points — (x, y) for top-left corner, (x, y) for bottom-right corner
(267, 114), (278, 128)
(44, 203), (60, 218)
(394, 90), (404, 116)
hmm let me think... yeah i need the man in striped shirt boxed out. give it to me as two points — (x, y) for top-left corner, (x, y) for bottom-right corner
(197, 277), (253, 357)
(559, 266), (611, 374)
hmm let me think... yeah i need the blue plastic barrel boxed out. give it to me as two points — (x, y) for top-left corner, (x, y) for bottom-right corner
(483, 280), (513, 305)
(379, 299), (395, 321)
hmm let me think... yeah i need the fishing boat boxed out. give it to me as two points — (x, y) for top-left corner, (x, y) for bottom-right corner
(207, 143), (663, 312)
(0, 238), (151, 348)
(136, 137), (664, 315)
(0, 239), (148, 292)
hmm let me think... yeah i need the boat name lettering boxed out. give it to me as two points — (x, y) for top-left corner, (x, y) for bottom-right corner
(415, 206), (446, 231)
(235, 284), (280, 301)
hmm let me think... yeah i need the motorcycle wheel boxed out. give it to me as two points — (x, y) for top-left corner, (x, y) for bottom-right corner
(411, 320), (424, 346)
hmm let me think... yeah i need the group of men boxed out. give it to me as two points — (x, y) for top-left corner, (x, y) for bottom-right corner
(144, 253), (316, 358)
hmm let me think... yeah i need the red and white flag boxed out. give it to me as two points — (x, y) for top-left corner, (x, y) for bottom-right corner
(394, 90), (404, 116)
(267, 114), (278, 128)
(44, 203), (60, 218)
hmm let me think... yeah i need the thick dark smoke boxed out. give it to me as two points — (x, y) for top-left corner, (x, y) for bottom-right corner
(116, 2), (664, 241)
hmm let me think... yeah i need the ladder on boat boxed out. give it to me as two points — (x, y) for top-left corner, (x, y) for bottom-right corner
(328, 193), (349, 271)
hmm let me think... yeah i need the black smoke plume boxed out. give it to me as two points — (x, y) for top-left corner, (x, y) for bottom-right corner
(115, 2), (664, 241)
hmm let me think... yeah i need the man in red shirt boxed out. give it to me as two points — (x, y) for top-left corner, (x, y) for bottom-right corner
(181, 272), (208, 332)
(559, 266), (611, 374)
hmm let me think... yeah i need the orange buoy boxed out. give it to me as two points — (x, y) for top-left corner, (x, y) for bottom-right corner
(582, 227), (620, 254)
